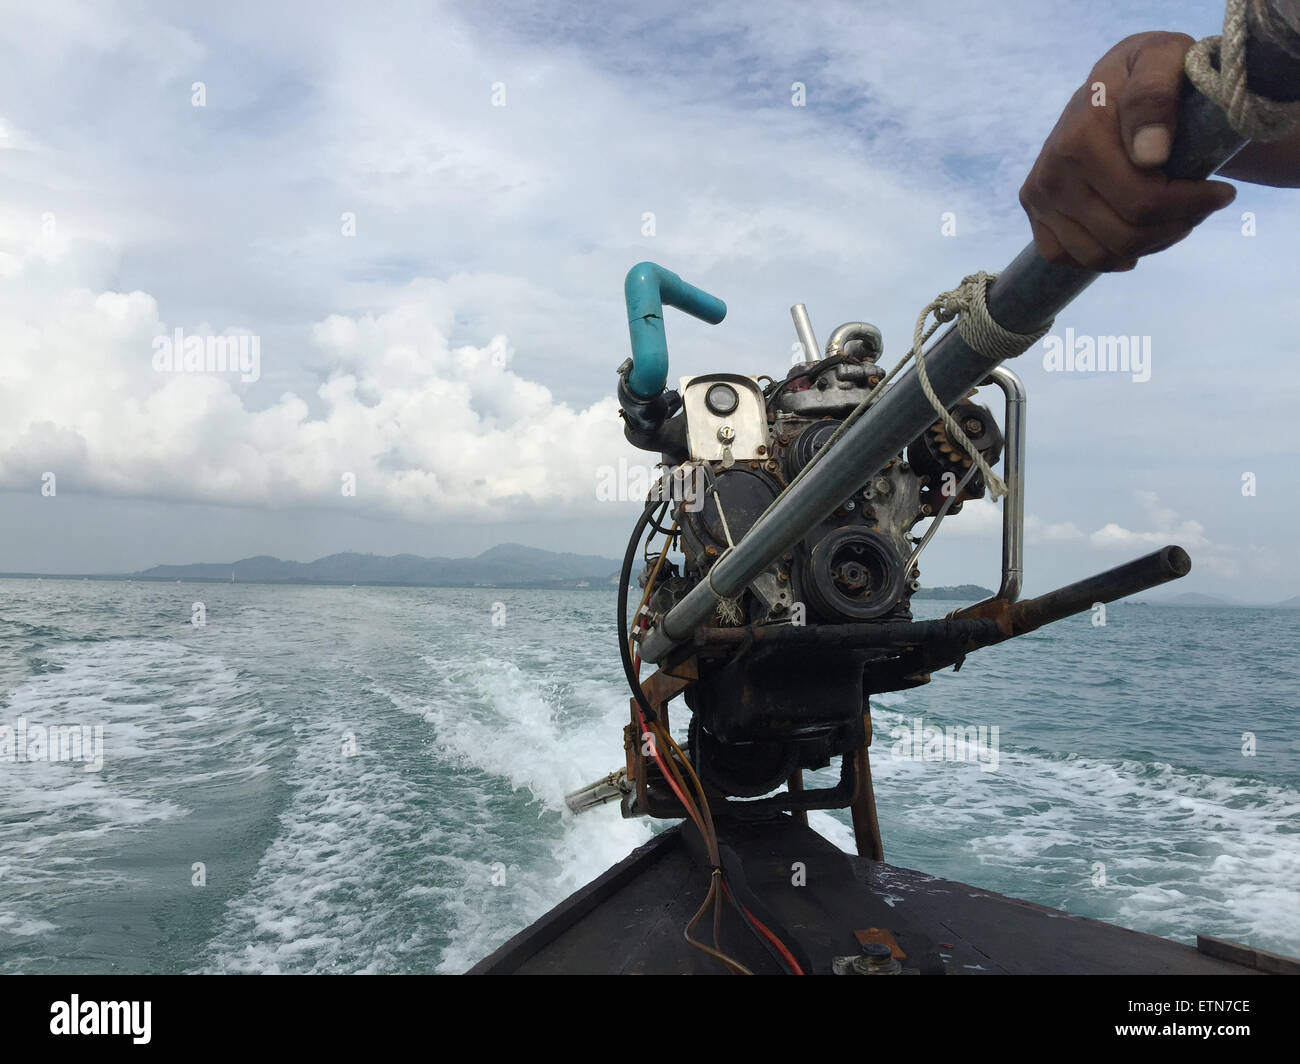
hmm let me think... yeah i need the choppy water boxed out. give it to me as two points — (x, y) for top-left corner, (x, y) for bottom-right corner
(0, 578), (1296, 972)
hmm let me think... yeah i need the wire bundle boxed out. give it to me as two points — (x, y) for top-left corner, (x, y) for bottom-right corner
(618, 493), (805, 975)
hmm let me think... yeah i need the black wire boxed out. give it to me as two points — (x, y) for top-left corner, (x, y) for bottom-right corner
(720, 878), (796, 975)
(647, 463), (700, 535)
(646, 509), (677, 537)
(700, 460), (718, 492)
(618, 499), (664, 724)
(764, 354), (853, 406)
(642, 501), (672, 559)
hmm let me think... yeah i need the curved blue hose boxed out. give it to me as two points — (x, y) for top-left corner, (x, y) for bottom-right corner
(623, 262), (726, 398)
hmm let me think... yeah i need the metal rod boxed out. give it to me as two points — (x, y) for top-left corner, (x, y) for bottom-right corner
(564, 770), (630, 815)
(790, 303), (822, 363)
(636, 12), (1300, 664)
(997, 545), (1191, 637)
(963, 366), (1025, 614)
(905, 461), (980, 576)
(694, 615), (1001, 650)
(850, 742), (884, 861)
(687, 548), (1188, 674)
(787, 770), (809, 827)
(991, 368), (1025, 602)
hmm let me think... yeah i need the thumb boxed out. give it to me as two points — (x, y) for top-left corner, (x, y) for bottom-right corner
(1117, 33), (1196, 168)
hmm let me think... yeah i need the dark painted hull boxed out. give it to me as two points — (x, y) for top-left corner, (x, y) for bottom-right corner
(470, 817), (1283, 975)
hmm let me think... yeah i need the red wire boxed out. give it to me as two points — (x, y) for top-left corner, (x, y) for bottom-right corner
(721, 882), (806, 975)
(633, 645), (701, 829)
(636, 620), (803, 975)
(633, 623), (697, 818)
(635, 705), (699, 827)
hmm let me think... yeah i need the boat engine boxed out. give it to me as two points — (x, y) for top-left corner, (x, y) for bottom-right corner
(563, 260), (1190, 851)
(632, 343), (1003, 801)
(602, 261), (1021, 817)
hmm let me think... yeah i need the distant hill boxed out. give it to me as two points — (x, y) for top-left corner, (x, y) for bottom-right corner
(131, 544), (623, 590)
(912, 584), (995, 601)
(1137, 591), (1300, 607)
(1154, 591), (1236, 607)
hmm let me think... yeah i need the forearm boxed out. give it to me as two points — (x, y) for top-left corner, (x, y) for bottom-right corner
(1217, 129), (1300, 186)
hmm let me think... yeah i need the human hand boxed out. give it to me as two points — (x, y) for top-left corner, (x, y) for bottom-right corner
(1019, 31), (1238, 272)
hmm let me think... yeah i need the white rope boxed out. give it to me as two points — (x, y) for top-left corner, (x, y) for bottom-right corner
(705, 482), (744, 624)
(897, 271), (1051, 501)
(1185, 0), (1300, 142)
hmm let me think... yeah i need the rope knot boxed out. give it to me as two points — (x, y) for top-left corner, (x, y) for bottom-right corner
(1185, 0), (1300, 143)
(932, 300), (961, 324)
(901, 270), (1051, 503)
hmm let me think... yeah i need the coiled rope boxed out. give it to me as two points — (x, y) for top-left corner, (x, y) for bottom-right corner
(1185, 0), (1300, 142)
(904, 272), (1050, 500)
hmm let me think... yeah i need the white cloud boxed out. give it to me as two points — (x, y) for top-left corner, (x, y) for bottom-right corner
(1025, 515), (1085, 543)
(929, 495), (1002, 537)
(1090, 519), (1210, 552)
(1134, 489), (1179, 529)
(1087, 492), (1270, 581)
(0, 0), (1297, 598)
(928, 505), (1087, 544)
(0, 231), (638, 520)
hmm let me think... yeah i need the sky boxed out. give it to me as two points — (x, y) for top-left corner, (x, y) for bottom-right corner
(0, 0), (1296, 601)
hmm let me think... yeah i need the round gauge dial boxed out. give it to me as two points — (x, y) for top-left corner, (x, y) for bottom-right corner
(704, 383), (740, 416)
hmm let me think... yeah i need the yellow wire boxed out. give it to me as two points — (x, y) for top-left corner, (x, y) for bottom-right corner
(627, 520), (678, 660)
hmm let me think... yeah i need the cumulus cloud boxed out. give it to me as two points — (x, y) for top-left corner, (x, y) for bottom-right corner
(1025, 515), (1084, 543)
(2, 0), (1298, 597)
(0, 230), (638, 521)
(1087, 491), (1271, 580)
(923, 501), (1089, 545)
(1090, 489), (1211, 555)
(927, 495), (1001, 538)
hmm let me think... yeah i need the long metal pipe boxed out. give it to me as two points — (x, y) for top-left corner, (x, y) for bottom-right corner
(790, 303), (822, 363)
(639, 4), (1298, 664)
(564, 770), (630, 814)
(1001, 545), (1191, 637)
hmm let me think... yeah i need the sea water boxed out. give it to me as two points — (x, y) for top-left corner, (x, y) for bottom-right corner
(0, 579), (1295, 972)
